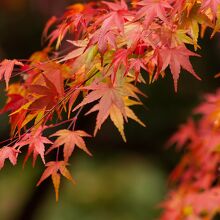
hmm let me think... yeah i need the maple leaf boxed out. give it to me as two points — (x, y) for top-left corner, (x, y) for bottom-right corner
(46, 129), (92, 162)
(0, 59), (23, 89)
(90, 26), (117, 55)
(15, 126), (52, 167)
(135, 0), (172, 27)
(74, 81), (127, 135)
(90, 0), (130, 56)
(33, 62), (65, 97)
(157, 45), (201, 92)
(128, 58), (147, 80)
(37, 161), (75, 201)
(74, 80), (144, 139)
(109, 102), (145, 141)
(0, 147), (20, 169)
(28, 74), (59, 111)
(103, 0), (131, 30)
(84, 100), (145, 142)
(45, 3), (92, 49)
(100, 0), (129, 33)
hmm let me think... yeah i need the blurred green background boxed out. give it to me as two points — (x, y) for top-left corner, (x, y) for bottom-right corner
(0, 1), (220, 220)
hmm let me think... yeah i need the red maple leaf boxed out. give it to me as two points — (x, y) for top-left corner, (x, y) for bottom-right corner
(135, 0), (172, 27)
(28, 74), (59, 111)
(0, 146), (20, 169)
(15, 126), (52, 167)
(101, 0), (129, 32)
(0, 59), (23, 89)
(90, 0), (130, 55)
(90, 24), (117, 55)
(157, 45), (201, 92)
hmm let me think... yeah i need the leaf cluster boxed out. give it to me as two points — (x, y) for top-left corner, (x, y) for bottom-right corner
(0, 0), (219, 205)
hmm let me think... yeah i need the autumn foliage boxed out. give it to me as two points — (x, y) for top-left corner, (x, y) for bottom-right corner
(161, 89), (220, 219)
(0, 0), (220, 218)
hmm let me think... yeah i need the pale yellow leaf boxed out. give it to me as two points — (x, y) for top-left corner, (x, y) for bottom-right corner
(110, 105), (126, 142)
(52, 172), (61, 202)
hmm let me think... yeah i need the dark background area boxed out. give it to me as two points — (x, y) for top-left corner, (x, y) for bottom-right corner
(0, 1), (220, 220)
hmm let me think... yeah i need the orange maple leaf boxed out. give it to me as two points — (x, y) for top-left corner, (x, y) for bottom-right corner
(46, 129), (92, 162)
(37, 161), (75, 201)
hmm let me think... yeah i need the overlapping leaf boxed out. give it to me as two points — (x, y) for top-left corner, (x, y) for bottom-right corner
(46, 129), (92, 161)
